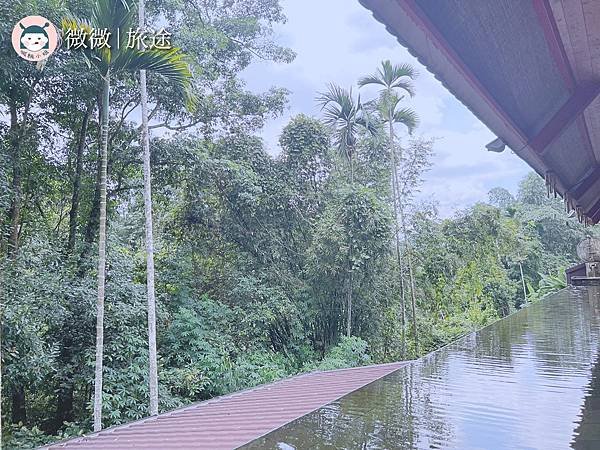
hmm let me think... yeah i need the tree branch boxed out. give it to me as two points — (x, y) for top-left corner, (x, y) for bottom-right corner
(148, 118), (203, 132)
(109, 97), (141, 147)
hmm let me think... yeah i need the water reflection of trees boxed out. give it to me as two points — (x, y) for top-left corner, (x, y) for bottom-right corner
(571, 288), (600, 449)
(571, 350), (600, 449)
(244, 355), (454, 448)
(243, 289), (600, 449)
(467, 289), (600, 382)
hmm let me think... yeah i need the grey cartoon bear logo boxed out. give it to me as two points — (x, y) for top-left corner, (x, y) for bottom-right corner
(19, 22), (50, 52)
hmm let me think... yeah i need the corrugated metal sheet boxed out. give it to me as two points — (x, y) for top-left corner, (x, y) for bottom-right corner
(42, 362), (405, 450)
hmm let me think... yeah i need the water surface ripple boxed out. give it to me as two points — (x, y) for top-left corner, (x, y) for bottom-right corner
(242, 288), (600, 449)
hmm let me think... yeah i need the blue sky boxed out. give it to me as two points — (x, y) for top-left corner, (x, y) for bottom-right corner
(240, 0), (532, 217)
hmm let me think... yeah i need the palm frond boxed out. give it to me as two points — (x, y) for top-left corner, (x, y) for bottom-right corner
(62, 0), (135, 73)
(316, 83), (344, 107)
(388, 62), (417, 81)
(384, 60), (416, 96)
(63, 0), (196, 111)
(317, 84), (357, 122)
(112, 47), (197, 109)
(360, 60), (417, 97)
(321, 103), (343, 127)
(91, 0), (133, 35)
(357, 74), (385, 88)
(317, 83), (381, 164)
(96, 0), (136, 67)
(390, 79), (415, 97)
(62, 16), (110, 74)
(393, 107), (419, 134)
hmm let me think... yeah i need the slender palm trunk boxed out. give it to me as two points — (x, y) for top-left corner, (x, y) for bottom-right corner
(346, 271), (353, 337)
(398, 198), (418, 354)
(388, 116), (406, 357)
(139, 0), (159, 416)
(346, 150), (355, 337)
(399, 257), (406, 354)
(387, 104), (418, 355)
(93, 72), (110, 432)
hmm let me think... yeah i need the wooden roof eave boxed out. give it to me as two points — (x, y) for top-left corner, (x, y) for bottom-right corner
(359, 0), (597, 222)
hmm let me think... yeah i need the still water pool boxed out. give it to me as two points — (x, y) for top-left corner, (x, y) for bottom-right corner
(242, 288), (600, 449)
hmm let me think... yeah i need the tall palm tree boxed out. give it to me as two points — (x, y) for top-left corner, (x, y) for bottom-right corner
(317, 84), (376, 337)
(63, 0), (194, 431)
(137, 0), (158, 418)
(359, 60), (419, 355)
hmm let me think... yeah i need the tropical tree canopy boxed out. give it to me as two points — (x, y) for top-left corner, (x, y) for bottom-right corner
(1, 1), (593, 447)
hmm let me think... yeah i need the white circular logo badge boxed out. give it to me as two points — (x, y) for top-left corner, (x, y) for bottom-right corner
(12, 16), (58, 61)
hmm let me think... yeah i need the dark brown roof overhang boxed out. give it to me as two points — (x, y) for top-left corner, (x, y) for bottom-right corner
(359, 0), (600, 223)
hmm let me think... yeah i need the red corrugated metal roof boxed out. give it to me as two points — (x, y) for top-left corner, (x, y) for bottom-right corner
(42, 362), (406, 450)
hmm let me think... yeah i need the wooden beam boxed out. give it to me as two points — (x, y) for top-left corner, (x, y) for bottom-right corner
(533, 0), (597, 164)
(398, 0), (528, 143)
(569, 166), (600, 199)
(530, 83), (600, 154)
(532, 0), (576, 91)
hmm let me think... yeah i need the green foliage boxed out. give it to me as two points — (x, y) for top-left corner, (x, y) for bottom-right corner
(1, 11), (591, 446)
(527, 272), (567, 303)
(308, 336), (371, 371)
(1, 237), (96, 440)
(341, 187), (392, 272)
(516, 173), (585, 264)
(4, 425), (60, 450)
(488, 187), (515, 210)
(280, 114), (331, 189)
(3, 423), (86, 450)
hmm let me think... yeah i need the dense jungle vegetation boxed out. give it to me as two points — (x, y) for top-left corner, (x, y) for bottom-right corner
(0, 0), (593, 447)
